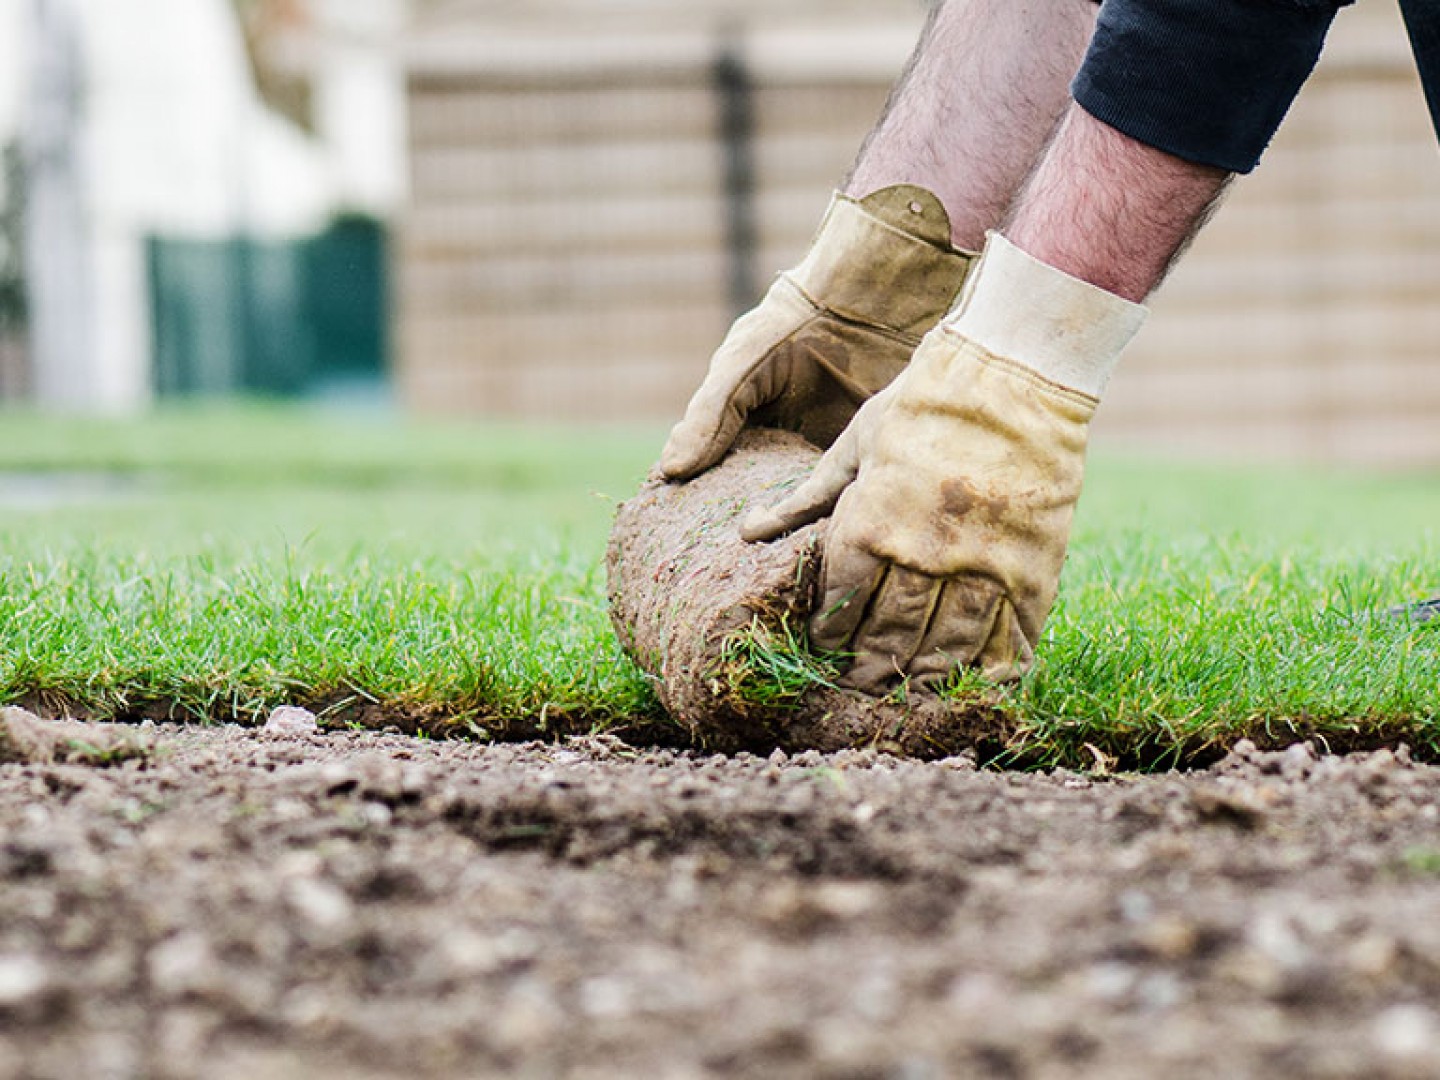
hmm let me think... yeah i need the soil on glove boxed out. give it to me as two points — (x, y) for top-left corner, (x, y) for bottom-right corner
(607, 429), (1006, 758)
(4, 709), (1440, 1079)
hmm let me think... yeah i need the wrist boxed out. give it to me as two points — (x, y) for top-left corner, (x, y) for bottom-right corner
(942, 231), (1147, 398)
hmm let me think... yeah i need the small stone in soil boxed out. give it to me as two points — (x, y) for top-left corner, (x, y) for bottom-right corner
(0, 954), (48, 1009)
(1373, 1004), (1439, 1060)
(263, 706), (320, 736)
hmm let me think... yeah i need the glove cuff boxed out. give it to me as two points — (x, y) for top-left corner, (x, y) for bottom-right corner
(944, 232), (1147, 399)
(786, 186), (973, 339)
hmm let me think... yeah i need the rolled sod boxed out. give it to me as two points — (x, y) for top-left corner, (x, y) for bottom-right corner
(606, 429), (1007, 758)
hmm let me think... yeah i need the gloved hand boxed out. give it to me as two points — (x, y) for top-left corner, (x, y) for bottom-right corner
(659, 185), (971, 481)
(742, 234), (1146, 690)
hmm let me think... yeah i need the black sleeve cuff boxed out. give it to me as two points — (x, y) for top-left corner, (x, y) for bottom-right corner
(1073, 0), (1346, 174)
(1400, 0), (1440, 142)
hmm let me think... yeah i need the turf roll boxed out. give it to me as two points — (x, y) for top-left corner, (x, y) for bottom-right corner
(606, 429), (1007, 758)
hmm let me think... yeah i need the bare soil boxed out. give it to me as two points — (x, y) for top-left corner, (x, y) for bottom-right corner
(3, 711), (1440, 1079)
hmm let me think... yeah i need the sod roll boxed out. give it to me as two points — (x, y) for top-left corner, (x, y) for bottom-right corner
(606, 429), (1005, 758)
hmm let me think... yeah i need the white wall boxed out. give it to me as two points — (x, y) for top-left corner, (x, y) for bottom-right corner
(0, 0), (22, 218)
(0, 0), (20, 142)
(310, 0), (408, 214)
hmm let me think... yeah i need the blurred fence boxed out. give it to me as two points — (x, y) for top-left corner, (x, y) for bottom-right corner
(398, 1), (1440, 465)
(397, 15), (925, 421)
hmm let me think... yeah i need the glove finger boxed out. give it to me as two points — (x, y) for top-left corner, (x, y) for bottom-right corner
(660, 287), (815, 480)
(739, 419), (863, 541)
(841, 566), (944, 693)
(904, 577), (1005, 688)
(659, 381), (750, 482)
(971, 596), (1034, 684)
(810, 541), (886, 654)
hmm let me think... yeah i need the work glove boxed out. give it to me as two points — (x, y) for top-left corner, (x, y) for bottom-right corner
(742, 233), (1146, 690)
(659, 185), (972, 481)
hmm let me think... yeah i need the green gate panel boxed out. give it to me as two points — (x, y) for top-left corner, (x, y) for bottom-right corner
(306, 215), (388, 388)
(148, 216), (388, 400)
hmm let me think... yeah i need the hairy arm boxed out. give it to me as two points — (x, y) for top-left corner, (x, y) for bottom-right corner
(845, 0), (1098, 251)
(1003, 105), (1231, 303)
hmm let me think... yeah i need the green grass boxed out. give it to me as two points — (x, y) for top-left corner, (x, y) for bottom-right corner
(1027, 458), (1440, 765)
(0, 405), (665, 735)
(2, 404), (1439, 765)
(714, 617), (846, 710)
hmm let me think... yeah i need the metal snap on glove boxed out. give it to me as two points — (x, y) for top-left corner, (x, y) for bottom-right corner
(742, 233), (1146, 691)
(659, 185), (971, 481)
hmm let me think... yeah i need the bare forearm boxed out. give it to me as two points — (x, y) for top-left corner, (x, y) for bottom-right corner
(1003, 105), (1231, 303)
(845, 0), (1098, 251)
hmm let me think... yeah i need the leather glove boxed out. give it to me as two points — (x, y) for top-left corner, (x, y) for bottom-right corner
(742, 233), (1146, 690)
(659, 185), (972, 481)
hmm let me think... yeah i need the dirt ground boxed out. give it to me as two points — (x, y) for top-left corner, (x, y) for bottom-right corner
(3, 714), (1440, 1079)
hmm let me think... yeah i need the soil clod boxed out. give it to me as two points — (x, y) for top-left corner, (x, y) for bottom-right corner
(0, 707), (152, 767)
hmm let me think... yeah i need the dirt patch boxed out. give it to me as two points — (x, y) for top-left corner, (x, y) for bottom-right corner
(0, 706), (153, 766)
(607, 429), (1008, 758)
(3, 712), (1440, 1078)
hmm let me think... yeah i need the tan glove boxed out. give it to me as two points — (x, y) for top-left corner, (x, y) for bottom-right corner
(742, 233), (1146, 690)
(659, 185), (972, 481)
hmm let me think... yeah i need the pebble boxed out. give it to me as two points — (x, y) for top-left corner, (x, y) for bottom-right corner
(493, 978), (564, 1048)
(148, 934), (216, 998)
(577, 976), (633, 1019)
(948, 972), (1004, 1013)
(1084, 962), (1137, 1003)
(1137, 971), (1186, 1012)
(286, 878), (353, 930)
(263, 706), (320, 736)
(1373, 1004), (1438, 1060)
(1138, 915), (1200, 961)
(0, 954), (48, 1008)
(1248, 910), (1309, 970)
(1279, 742), (1317, 780)
(1344, 934), (1399, 980)
(1118, 890), (1154, 924)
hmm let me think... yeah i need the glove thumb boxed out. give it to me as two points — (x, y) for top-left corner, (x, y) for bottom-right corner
(658, 397), (741, 482)
(740, 422), (861, 542)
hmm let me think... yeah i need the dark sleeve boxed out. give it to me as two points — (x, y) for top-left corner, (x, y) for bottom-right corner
(1072, 0), (1351, 174)
(1399, 0), (1440, 143)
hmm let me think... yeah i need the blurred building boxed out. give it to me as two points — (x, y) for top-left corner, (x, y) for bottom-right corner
(397, 0), (1440, 466)
(0, 0), (26, 397)
(248, 0), (409, 216)
(9, 0), (400, 411)
(17, 0), (338, 410)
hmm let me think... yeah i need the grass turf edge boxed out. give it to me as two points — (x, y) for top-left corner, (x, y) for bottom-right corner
(9, 683), (1438, 772)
